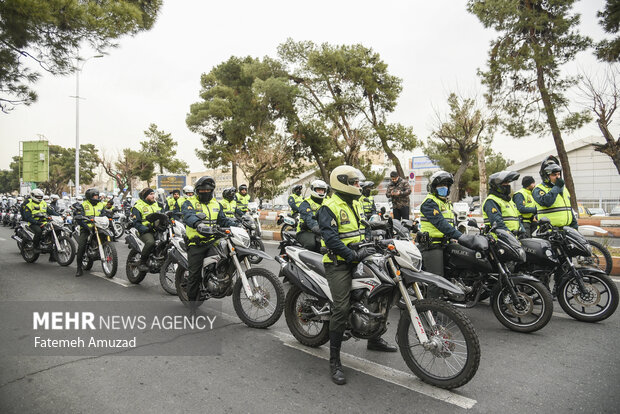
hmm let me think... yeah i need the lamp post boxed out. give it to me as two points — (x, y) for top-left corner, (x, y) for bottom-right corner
(72, 54), (103, 197)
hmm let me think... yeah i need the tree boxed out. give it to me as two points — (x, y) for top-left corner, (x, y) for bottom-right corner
(596, 0), (620, 62)
(140, 123), (189, 175)
(39, 143), (100, 194)
(0, 156), (20, 193)
(0, 0), (162, 112)
(468, 0), (592, 210)
(101, 148), (154, 198)
(425, 93), (494, 202)
(579, 66), (620, 174)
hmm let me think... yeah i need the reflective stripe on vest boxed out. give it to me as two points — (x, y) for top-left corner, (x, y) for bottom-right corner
(220, 199), (237, 218)
(297, 197), (322, 232)
(514, 188), (535, 221)
(82, 200), (105, 227)
(236, 193), (250, 212)
(419, 194), (454, 243)
(360, 195), (374, 215)
(482, 194), (520, 232)
(534, 184), (573, 227)
(133, 199), (162, 227)
(185, 196), (221, 245)
(321, 194), (366, 263)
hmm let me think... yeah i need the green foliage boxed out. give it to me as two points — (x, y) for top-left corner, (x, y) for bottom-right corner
(596, 0), (620, 62)
(0, 156), (21, 193)
(0, 0), (162, 112)
(39, 143), (100, 193)
(140, 123), (189, 175)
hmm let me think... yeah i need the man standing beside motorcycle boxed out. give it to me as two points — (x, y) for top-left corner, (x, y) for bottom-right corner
(513, 176), (538, 237)
(22, 188), (59, 256)
(182, 176), (237, 313)
(318, 166), (397, 386)
(74, 188), (105, 277)
(533, 156), (578, 229)
(131, 188), (163, 272)
(288, 184), (304, 216)
(296, 179), (328, 253)
(386, 171), (411, 220)
(482, 171), (524, 234)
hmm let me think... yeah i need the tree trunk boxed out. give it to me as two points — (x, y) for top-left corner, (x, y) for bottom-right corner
(232, 162), (238, 188)
(535, 62), (578, 211)
(596, 121), (620, 175)
(311, 146), (329, 182)
(477, 143), (487, 201)
(451, 155), (470, 202)
(380, 134), (404, 177)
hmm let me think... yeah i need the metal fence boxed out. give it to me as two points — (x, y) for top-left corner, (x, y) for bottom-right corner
(579, 199), (620, 214)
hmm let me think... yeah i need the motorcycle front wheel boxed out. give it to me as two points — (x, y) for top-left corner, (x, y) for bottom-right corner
(284, 284), (330, 347)
(55, 235), (76, 266)
(125, 250), (147, 284)
(247, 239), (265, 264)
(159, 257), (178, 295)
(491, 280), (553, 333)
(232, 268), (284, 328)
(558, 270), (619, 322)
(398, 299), (480, 389)
(101, 242), (118, 278)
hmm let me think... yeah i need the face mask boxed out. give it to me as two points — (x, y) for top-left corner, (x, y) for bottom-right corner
(199, 191), (213, 203)
(436, 187), (449, 197)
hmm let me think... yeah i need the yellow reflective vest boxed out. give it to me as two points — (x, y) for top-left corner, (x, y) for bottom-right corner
(483, 194), (520, 232)
(185, 196), (221, 245)
(133, 199), (162, 227)
(534, 184), (573, 227)
(297, 197), (322, 232)
(236, 193), (250, 212)
(322, 194), (366, 264)
(513, 188), (536, 222)
(420, 194), (454, 244)
(220, 198), (237, 218)
(82, 200), (106, 228)
(24, 200), (49, 224)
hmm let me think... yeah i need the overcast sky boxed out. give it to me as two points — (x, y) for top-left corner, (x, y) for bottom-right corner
(0, 0), (615, 173)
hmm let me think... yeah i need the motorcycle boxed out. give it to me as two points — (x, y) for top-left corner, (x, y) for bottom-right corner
(73, 215), (119, 278)
(111, 208), (127, 239)
(12, 215), (76, 266)
(519, 218), (618, 322)
(276, 227), (480, 389)
(239, 211), (265, 264)
(159, 225), (187, 296)
(572, 225), (613, 275)
(174, 218), (284, 329)
(435, 220), (553, 333)
(276, 212), (298, 240)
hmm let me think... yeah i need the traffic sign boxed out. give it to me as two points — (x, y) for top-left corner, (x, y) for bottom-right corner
(409, 171), (415, 180)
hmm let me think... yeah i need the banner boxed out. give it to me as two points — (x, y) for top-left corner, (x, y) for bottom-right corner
(22, 140), (49, 182)
(157, 175), (186, 194)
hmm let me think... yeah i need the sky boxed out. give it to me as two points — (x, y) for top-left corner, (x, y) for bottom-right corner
(0, 0), (615, 174)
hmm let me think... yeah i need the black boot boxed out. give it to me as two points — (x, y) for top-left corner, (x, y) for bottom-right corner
(329, 331), (346, 385)
(367, 337), (398, 352)
(75, 265), (83, 277)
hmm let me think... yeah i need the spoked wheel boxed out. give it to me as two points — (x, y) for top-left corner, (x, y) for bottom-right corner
(21, 244), (40, 263)
(112, 222), (125, 240)
(558, 271), (619, 322)
(247, 239), (265, 264)
(280, 224), (295, 241)
(491, 280), (553, 333)
(232, 268), (284, 328)
(398, 299), (480, 389)
(55, 235), (76, 266)
(101, 242), (118, 278)
(284, 284), (330, 347)
(174, 265), (204, 308)
(125, 250), (147, 284)
(159, 257), (178, 295)
(575, 240), (613, 274)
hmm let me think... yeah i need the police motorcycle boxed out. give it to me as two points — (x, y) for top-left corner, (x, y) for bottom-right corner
(73, 210), (119, 278)
(124, 211), (181, 289)
(276, 211), (298, 241)
(418, 220), (554, 333)
(238, 209), (265, 265)
(174, 213), (284, 328)
(12, 213), (76, 265)
(517, 218), (618, 322)
(158, 220), (187, 295)
(277, 219), (481, 389)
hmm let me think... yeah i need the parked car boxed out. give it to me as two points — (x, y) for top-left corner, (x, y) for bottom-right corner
(588, 207), (607, 217)
(610, 206), (620, 217)
(577, 204), (591, 218)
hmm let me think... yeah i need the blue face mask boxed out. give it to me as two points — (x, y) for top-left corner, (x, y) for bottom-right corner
(436, 187), (449, 197)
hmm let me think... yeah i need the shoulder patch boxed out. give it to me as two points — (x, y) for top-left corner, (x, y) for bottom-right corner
(339, 209), (350, 224)
(539, 190), (545, 196)
(142, 207), (149, 213)
(306, 208), (311, 212)
(187, 205), (193, 210)
(491, 208), (497, 213)
(433, 209), (439, 215)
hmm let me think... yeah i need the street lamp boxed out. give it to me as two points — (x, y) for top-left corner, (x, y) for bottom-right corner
(71, 54), (103, 196)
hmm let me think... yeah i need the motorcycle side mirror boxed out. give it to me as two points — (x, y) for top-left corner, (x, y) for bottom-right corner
(196, 212), (207, 220)
(380, 206), (386, 215)
(467, 219), (478, 228)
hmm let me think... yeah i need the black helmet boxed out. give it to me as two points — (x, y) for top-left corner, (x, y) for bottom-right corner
(292, 184), (303, 194)
(222, 187), (236, 201)
(194, 176), (216, 192)
(427, 171), (454, 196)
(85, 188), (100, 203)
(360, 181), (374, 197)
(489, 170), (520, 196)
(238, 184), (248, 192)
(539, 155), (562, 184)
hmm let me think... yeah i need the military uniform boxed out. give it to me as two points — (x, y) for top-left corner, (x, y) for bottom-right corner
(288, 193), (304, 215)
(359, 194), (376, 219)
(386, 177), (411, 220)
(235, 193), (251, 213)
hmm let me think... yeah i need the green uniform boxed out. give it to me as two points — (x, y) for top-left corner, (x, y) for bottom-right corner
(419, 194), (455, 244)
(132, 199), (162, 260)
(296, 197), (323, 252)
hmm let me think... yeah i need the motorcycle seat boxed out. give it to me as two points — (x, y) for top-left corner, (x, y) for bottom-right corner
(299, 250), (326, 277)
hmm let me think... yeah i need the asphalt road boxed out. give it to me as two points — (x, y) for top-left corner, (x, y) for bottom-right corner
(0, 226), (619, 414)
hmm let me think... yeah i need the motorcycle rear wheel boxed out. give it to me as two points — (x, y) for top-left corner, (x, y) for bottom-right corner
(491, 280), (553, 333)
(174, 265), (204, 308)
(284, 285), (329, 347)
(398, 299), (480, 389)
(159, 257), (178, 295)
(558, 271), (618, 322)
(575, 240), (613, 274)
(55, 235), (76, 266)
(232, 268), (284, 328)
(125, 250), (147, 284)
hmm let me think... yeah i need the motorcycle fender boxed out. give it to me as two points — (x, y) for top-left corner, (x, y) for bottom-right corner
(234, 246), (272, 261)
(125, 233), (143, 252)
(400, 268), (465, 295)
(575, 266), (607, 276)
(170, 248), (188, 270)
(282, 262), (330, 301)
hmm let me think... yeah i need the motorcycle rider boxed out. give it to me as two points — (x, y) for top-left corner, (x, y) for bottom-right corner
(22, 188), (59, 254)
(74, 188), (106, 277)
(235, 184), (251, 214)
(165, 189), (183, 217)
(131, 188), (163, 272)
(359, 181), (376, 219)
(533, 156), (578, 229)
(182, 185), (194, 200)
(296, 179), (328, 252)
(513, 176), (538, 237)
(288, 184), (304, 216)
(482, 171), (523, 234)
(221, 187), (242, 219)
(318, 165), (397, 386)
(49, 194), (60, 213)
(182, 176), (237, 313)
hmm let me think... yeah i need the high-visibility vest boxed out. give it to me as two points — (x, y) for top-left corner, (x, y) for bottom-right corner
(220, 198), (237, 218)
(236, 193), (251, 212)
(185, 196), (221, 245)
(513, 188), (536, 222)
(24, 200), (49, 224)
(534, 184), (573, 227)
(289, 194), (304, 210)
(297, 197), (322, 232)
(321, 194), (366, 264)
(133, 199), (162, 227)
(419, 194), (454, 244)
(360, 195), (374, 216)
(166, 196), (182, 212)
(483, 194), (520, 232)
(82, 200), (106, 227)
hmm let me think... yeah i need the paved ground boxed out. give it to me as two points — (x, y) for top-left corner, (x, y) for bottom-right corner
(0, 226), (619, 413)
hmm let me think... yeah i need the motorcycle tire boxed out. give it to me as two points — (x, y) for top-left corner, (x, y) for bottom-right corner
(112, 222), (125, 240)
(232, 267), (284, 329)
(284, 284), (329, 347)
(280, 224), (295, 241)
(159, 257), (178, 295)
(398, 299), (481, 389)
(247, 239), (265, 264)
(491, 280), (553, 333)
(55, 235), (76, 266)
(557, 270), (619, 322)
(101, 242), (118, 278)
(126, 250), (147, 284)
(174, 265), (204, 308)
(82, 256), (94, 271)
(577, 240), (613, 274)
(21, 246), (40, 263)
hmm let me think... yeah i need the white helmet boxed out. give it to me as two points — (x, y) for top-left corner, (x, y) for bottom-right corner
(50, 194), (60, 201)
(76, 195), (83, 202)
(329, 165), (364, 196)
(183, 185), (194, 195)
(106, 194), (114, 201)
(17, 196), (24, 202)
(31, 189), (44, 203)
(43, 195), (50, 201)
(99, 192), (106, 199)
(310, 179), (328, 199)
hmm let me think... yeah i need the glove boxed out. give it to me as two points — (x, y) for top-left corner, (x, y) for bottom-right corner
(554, 178), (564, 188)
(196, 223), (213, 235)
(311, 225), (321, 235)
(350, 246), (377, 262)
